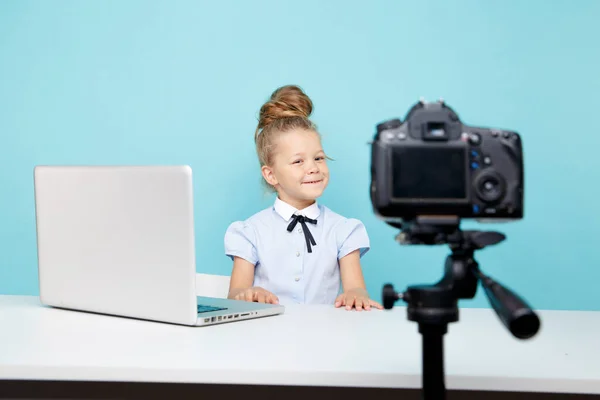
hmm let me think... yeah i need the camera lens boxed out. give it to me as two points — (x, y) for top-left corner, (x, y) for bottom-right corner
(474, 171), (505, 203)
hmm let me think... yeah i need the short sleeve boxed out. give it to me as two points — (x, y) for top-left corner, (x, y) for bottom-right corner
(336, 218), (370, 260)
(224, 221), (259, 265)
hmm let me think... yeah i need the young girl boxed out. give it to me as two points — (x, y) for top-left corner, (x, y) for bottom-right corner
(224, 85), (382, 311)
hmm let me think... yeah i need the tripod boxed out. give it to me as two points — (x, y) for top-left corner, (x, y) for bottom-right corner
(382, 217), (541, 400)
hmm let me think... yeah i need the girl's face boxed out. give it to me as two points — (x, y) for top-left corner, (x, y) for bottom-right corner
(262, 129), (329, 208)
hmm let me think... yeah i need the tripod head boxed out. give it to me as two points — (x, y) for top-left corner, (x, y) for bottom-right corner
(382, 216), (540, 340)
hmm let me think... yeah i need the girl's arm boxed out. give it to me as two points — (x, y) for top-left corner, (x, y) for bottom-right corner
(228, 257), (279, 304)
(228, 256), (255, 298)
(339, 250), (367, 292)
(336, 250), (383, 310)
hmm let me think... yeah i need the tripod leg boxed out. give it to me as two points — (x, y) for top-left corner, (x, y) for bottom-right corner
(420, 324), (447, 400)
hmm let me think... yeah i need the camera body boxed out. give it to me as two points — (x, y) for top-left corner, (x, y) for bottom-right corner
(370, 99), (524, 224)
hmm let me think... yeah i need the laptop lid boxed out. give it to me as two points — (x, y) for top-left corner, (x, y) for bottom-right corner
(34, 165), (198, 325)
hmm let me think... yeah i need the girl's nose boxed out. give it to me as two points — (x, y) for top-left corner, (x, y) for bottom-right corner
(306, 161), (319, 173)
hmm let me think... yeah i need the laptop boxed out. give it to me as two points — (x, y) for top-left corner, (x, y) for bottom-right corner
(33, 165), (284, 326)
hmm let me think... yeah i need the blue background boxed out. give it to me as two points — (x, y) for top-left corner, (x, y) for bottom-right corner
(1, 0), (599, 310)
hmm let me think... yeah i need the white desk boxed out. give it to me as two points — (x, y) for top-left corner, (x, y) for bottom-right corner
(1, 295), (599, 399)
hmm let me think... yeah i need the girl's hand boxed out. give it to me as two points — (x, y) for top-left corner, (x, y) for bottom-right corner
(334, 288), (383, 311)
(231, 286), (279, 304)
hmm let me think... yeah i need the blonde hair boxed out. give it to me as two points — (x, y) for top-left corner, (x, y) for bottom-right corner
(254, 85), (319, 192)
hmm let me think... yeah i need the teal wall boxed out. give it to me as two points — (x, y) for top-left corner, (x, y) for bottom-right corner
(1, 0), (599, 311)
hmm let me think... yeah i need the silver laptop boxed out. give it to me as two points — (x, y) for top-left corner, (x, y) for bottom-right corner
(33, 165), (284, 326)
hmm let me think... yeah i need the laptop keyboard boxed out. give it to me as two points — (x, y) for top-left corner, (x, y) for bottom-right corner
(197, 304), (227, 314)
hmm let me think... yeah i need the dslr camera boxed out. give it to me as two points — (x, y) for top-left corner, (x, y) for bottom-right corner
(372, 100), (538, 400)
(370, 99), (523, 224)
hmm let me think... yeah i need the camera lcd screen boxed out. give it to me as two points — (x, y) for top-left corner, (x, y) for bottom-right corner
(391, 147), (467, 200)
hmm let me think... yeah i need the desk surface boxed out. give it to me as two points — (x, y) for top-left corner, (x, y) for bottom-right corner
(1, 295), (599, 395)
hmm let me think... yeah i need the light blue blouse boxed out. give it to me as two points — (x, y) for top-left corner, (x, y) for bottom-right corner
(224, 197), (370, 305)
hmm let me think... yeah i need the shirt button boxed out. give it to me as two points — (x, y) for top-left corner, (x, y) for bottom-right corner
(295, 277), (300, 282)
(297, 228), (301, 233)
(296, 251), (300, 257)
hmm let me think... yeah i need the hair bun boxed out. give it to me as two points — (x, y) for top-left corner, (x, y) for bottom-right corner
(257, 85), (313, 131)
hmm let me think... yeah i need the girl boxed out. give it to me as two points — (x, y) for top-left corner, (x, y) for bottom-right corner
(224, 85), (382, 311)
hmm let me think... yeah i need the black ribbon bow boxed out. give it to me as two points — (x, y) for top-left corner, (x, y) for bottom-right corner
(287, 214), (317, 253)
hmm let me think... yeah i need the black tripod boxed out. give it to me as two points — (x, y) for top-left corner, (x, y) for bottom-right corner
(382, 217), (541, 400)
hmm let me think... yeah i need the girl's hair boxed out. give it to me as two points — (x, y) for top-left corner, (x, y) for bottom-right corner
(254, 85), (319, 191)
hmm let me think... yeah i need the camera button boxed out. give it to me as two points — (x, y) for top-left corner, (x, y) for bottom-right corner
(376, 118), (402, 133)
(468, 133), (481, 145)
(397, 132), (407, 140)
(483, 156), (492, 165)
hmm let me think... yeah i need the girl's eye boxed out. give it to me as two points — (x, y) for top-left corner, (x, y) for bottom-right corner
(293, 159), (302, 164)
(315, 157), (324, 161)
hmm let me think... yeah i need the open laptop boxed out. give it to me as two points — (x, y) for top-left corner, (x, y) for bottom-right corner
(33, 165), (284, 326)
